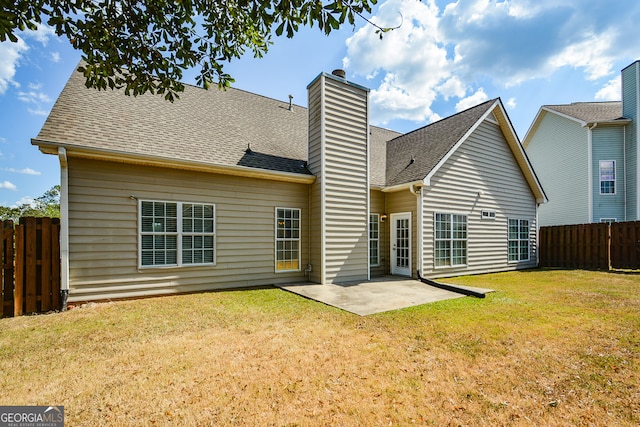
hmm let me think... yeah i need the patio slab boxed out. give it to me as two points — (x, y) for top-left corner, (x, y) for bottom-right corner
(277, 276), (494, 316)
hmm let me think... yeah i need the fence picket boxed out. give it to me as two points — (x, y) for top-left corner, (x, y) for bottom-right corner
(540, 221), (639, 270)
(0, 218), (61, 317)
(2, 220), (14, 317)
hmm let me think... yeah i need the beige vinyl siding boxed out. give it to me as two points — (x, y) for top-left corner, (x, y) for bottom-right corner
(66, 157), (310, 302)
(307, 74), (369, 284)
(386, 189), (417, 278)
(422, 118), (538, 278)
(307, 78), (323, 283)
(525, 111), (589, 226)
(370, 189), (388, 276)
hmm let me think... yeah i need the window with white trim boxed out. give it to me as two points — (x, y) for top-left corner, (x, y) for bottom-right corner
(508, 219), (529, 262)
(599, 160), (616, 194)
(435, 213), (467, 267)
(140, 201), (215, 267)
(276, 208), (300, 272)
(369, 214), (380, 267)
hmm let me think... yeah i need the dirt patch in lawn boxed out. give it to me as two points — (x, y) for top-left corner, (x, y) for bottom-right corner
(1, 269), (638, 426)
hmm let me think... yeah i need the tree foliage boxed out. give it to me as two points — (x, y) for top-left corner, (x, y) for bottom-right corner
(0, 185), (60, 222)
(1, 0), (387, 101)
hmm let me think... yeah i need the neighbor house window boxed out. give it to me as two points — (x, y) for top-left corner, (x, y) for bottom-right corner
(276, 208), (300, 271)
(599, 160), (616, 194)
(508, 219), (529, 262)
(140, 201), (216, 267)
(435, 213), (467, 267)
(369, 214), (380, 267)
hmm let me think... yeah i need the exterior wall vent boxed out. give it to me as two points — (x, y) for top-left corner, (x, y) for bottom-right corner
(481, 209), (496, 219)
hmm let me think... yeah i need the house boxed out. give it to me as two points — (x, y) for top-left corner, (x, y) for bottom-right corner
(32, 66), (546, 303)
(523, 61), (640, 226)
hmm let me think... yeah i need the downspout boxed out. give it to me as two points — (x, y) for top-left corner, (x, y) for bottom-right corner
(58, 147), (69, 311)
(410, 184), (423, 279)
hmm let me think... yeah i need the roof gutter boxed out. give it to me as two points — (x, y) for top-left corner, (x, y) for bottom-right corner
(381, 180), (425, 193)
(33, 140), (317, 185)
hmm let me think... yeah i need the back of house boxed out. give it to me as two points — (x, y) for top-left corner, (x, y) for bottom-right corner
(33, 65), (545, 303)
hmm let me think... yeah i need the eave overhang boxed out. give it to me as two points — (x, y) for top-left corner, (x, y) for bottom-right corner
(33, 139), (317, 185)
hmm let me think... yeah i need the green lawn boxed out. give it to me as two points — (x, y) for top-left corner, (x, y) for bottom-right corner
(1, 269), (638, 426)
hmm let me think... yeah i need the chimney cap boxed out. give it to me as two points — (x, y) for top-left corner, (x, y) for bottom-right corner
(332, 69), (346, 79)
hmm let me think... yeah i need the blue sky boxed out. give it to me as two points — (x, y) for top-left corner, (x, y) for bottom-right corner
(1, 0), (639, 208)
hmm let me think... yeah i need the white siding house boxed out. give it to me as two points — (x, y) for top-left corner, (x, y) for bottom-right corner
(33, 65), (546, 302)
(524, 61), (640, 226)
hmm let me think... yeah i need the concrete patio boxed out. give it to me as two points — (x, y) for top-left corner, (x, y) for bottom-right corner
(277, 276), (494, 316)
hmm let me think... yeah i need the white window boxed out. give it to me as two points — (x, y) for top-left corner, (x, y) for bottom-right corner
(599, 160), (616, 194)
(369, 214), (380, 267)
(435, 213), (467, 267)
(276, 208), (300, 272)
(508, 219), (529, 262)
(140, 201), (215, 267)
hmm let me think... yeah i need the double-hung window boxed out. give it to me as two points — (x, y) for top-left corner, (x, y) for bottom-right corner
(276, 208), (300, 272)
(508, 219), (530, 262)
(369, 214), (380, 267)
(434, 213), (467, 267)
(599, 160), (616, 194)
(140, 200), (215, 267)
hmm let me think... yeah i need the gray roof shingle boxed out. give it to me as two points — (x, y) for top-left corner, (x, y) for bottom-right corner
(545, 101), (625, 123)
(35, 66), (501, 188)
(35, 66), (403, 179)
(385, 99), (496, 187)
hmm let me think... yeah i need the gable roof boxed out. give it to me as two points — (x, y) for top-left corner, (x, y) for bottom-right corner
(385, 99), (496, 187)
(545, 102), (625, 124)
(523, 101), (631, 148)
(33, 65), (402, 183)
(33, 65), (543, 202)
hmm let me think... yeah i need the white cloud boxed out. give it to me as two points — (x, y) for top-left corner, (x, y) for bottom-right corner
(456, 88), (488, 112)
(11, 196), (35, 209)
(3, 167), (41, 175)
(50, 51), (61, 62)
(27, 107), (50, 116)
(343, 0), (640, 127)
(0, 23), (56, 95)
(595, 76), (621, 101)
(0, 137), (6, 143)
(0, 38), (28, 94)
(506, 97), (517, 109)
(28, 24), (56, 46)
(0, 181), (17, 191)
(18, 90), (52, 104)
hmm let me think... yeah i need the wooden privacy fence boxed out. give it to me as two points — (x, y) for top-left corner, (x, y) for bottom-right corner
(539, 221), (640, 270)
(1, 217), (61, 317)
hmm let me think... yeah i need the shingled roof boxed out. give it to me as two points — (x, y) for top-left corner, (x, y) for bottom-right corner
(34, 66), (406, 181)
(544, 101), (626, 124)
(35, 67), (523, 191)
(385, 99), (497, 187)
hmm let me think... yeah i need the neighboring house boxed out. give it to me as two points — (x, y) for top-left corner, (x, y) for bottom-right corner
(524, 61), (640, 226)
(32, 66), (546, 302)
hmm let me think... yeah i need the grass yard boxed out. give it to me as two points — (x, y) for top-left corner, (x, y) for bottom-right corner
(1, 269), (639, 426)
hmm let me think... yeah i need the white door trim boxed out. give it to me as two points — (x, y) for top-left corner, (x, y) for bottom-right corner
(390, 212), (412, 276)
